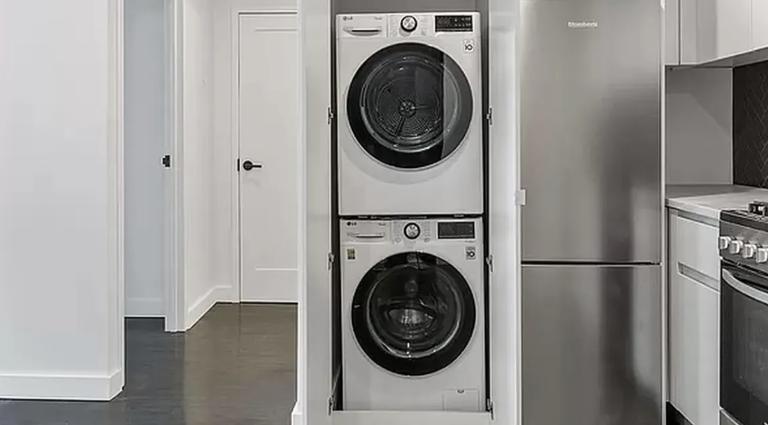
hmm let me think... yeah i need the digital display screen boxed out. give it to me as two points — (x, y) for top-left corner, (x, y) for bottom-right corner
(438, 222), (475, 239)
(435, 15), (473, 32)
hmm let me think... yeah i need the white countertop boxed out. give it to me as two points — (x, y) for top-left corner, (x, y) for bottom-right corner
(666, 184), (768, 220)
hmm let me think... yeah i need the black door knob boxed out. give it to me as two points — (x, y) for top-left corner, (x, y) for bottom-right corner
(242, 160), (262, 171)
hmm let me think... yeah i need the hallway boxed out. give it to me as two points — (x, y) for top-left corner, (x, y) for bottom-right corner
(0, 304), (297, 425)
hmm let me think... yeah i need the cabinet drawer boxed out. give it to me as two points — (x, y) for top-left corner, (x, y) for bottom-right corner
(670, 211), (720, 281)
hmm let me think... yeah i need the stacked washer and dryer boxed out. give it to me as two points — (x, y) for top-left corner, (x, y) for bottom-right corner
(336, 12), (486, 412)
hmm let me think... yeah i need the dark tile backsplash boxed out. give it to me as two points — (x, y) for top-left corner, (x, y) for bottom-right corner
(734, 60), (768, 188)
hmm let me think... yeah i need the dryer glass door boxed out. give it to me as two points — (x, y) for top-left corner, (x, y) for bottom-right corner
(352, 252), (476, 376)
(346, 42), (473, 169)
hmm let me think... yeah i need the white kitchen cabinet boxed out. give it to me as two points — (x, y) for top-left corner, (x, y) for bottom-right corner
(668, 209), (720, 425)
(680, 0), (752, 64)
(666, 0), (680, 65)
(753, 0), (768, 50)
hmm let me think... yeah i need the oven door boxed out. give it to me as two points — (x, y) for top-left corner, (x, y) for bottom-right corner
(721, 262), (768, 425)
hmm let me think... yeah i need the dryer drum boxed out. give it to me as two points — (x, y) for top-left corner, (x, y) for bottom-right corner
(351, 252), (476, 376)
(347, 42), (473, 169)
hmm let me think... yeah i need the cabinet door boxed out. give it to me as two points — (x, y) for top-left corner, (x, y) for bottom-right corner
(754, 0), (768, 50)
(668, 211), (720, 425)
(666, 0), (680, 65)
(669, 270), (720, 425)
(680, 0), (752, 64)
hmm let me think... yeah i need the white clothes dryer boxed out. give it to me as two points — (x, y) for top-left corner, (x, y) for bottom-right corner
(336, 13), (483, 216)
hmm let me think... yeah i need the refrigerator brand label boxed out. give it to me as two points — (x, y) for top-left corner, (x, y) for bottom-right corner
(568, 21), (598, 29)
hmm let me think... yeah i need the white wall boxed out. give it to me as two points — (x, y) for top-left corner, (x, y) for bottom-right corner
(125, 0), (168, 317)
(0, 0), (123, 400)
(666, 68), (733, 185)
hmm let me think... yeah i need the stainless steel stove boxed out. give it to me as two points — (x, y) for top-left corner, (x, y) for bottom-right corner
(719, 201), (768, 425)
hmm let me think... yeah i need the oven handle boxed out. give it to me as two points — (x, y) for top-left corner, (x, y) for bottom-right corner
(723, 269), (768, 306)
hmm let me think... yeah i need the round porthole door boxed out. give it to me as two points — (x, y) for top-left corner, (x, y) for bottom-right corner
(351, 252), (476, 376)
(346, 43), (473, 169)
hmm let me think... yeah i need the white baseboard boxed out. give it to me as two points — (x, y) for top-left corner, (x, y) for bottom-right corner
(291, 401), (304, 425)
(185, 284), (231, 330)
(125, 296), (164, 317)
(0, 369), (123, 401)
(332, 411), (492, 425)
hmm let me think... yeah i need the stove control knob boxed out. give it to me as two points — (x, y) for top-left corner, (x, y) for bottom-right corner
(729, 239), (744, 255)
(757, 248), (768, 264)
(743, 243), (758, 259)
(404, 223), (421, 240)
(719, 236), (732, 250)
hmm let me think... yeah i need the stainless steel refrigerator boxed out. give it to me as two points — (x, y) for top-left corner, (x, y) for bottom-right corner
(520, 0), (663, 424)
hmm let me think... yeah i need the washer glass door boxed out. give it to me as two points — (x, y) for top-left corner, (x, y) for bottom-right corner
(346, 42), (473, 169)
(352, 252), (476, 376)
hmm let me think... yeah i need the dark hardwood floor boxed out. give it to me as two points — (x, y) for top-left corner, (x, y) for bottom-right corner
(0, 304), (297, 425)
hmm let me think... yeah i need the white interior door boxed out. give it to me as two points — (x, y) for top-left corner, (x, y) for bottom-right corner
(238, 13), (299, 303)
(124, 0), (170, 317)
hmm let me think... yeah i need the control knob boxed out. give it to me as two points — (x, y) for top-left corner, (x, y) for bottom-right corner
(404, 223), (421, 240)
(757, 248), (768, 264)
(401, 15), (418, 32)
(729, 239), (744, 255)
(719, 236), (732, 250)
(743, 243), (758, 259)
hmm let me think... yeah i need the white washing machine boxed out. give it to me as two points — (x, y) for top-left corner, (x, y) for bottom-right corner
(340, 218), (485, 412)
(336, 12), (483, 216)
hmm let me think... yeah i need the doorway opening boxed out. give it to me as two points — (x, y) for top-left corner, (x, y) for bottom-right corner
(124, 0), (182, 331)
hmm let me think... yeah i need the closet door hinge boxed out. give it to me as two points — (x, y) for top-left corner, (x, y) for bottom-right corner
(327, 252), (335, 271)
(327, 394), (335, 415)
(486, 255), (494, 273)
(161, 154), (172, 168)
(327, 107), (335, 125)
(487, 399), (495, 420)
(486, 107), (494, 126)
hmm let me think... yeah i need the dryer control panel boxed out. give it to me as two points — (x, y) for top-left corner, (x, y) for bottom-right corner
(337, 12), (480, 39)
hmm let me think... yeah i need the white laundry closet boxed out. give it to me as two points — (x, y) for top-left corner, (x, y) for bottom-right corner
(296, 0), (521, 422)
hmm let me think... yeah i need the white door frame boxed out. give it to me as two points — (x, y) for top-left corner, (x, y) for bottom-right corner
(164, 0), (185, 332)
(230, 8), (300, 303)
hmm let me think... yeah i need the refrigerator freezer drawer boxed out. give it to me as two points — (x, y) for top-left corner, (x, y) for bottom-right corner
(522, 264), (662, 425)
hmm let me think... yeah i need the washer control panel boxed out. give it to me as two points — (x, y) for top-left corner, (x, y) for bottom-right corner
(342, 219), (480, 244)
